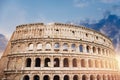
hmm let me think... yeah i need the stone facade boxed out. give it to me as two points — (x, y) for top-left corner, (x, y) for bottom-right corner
(0, 23), (119, 80)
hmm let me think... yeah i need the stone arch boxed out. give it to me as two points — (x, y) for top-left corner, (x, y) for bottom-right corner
(35, 58), (41, 67)
(90, 75), (95, 80)
(53, 75), (60, 80)
(36, 43), (42, 50)
(64, 75), (69, 80)
(71, 44), (76, 51)
(63, 43), (69, 51)
(23, 75), (29, 80)
(72, 58), (77, 67)
(63, 58), (69, 67)
(33, 75), (40, 80)
(81, 59), (86, 67)
(82, 75), (87, 80)
(86, 45), (90, 53)
(79, 45), (83, 52)
(107, 75), (110, 80)
(103, 75), (106, 80)
(45, 43), (51, 50)
(26, 58), (31, 67)
(93, 47), (96, 53)
(97, 75), (101, 80)
(43, 75), (50, 80)
(54, 58), (60, 67)
(98, 48), (101, 54)
(88, 59), (93, 67)
(54, 43), (60, 49)
(28, 43), (33, 50)
(73, 75), (78, 80)
(95, 60), (99, 68)
(44, 58), (51, 67)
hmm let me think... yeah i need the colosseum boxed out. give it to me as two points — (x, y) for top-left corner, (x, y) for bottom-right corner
(0, 22), (119, 80)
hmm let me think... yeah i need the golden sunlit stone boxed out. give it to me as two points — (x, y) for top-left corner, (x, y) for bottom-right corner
(0, 23), (119, 80)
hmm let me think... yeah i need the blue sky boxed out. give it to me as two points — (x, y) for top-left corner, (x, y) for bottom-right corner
(0, 0), (120, 38)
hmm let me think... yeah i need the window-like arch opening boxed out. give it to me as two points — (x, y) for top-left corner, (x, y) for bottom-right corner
(103, 75), (106, 80)
(79, 45), (83, 52)
(90, 75), (95, 80)
(108, 75), (110, 80)
(72, 58), (77, 67)
(43, 75), (50, 80)
(54, 75), (60, 80)
(71, 44), (76, 51)
(73, 75), (78, 80)
(28, 43), (33, 51)
(88, 59), (93, 67)
(33, 75), (39, 80)
(37, 43), (42, 50)
(97, 75), (101, 80)
(81, 59), (86, 67)
(54, 58), (60, 67)
(63, 43), (68, 51)
(63, 58), (69, 67)
(46, 43), (51, 51)
(95, 60), (99, 68)
(44, 58), (51, 67)
(23, 75), (29, 80)
(26, 58), (31, 67)
(35, 58), (41, 67)
(54, 43), (60, 50)
(98, 48), (101, 54)
(102, 49), (105, 55)
(86, 46), (90, 53)
(93, 47), (96, 53)
(64, 75), (69, 80)
(82, 75), (87, 80)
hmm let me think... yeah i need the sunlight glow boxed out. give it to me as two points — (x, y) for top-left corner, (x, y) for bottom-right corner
(116, 54), (120, 70)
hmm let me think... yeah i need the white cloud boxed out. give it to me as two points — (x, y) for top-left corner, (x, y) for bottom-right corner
(74, 0), (89, 8)
(101, 0), (120, 3)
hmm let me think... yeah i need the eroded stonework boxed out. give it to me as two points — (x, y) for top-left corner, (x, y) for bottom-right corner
(0, 23), (119, 80)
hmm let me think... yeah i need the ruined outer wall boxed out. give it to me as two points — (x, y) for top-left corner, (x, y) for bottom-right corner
(0, 23), (119, 80)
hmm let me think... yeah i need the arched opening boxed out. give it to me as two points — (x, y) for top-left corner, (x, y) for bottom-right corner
(63, 43), (68, 51)
(64, 75), (69, 80)
(103, 75), (106, 80)
(72, 58), (77, 67)
(82, 75), (87, 80)
(86, 46), (90, 53)
(98, 48), (101, 54)
(97, 75), (101, 80)
(63, 58), (69, 67)
(23, 75), (29, 80)
(90, 75), (95, 80)
(73, 75), (78, 80)
(108, 75), (110, 80)
(54, 58), (60, 67)
(37, 43), (42, 50)
(79, 45), (83, 52)
(33, 75), (39, 80)
(43, 75), (50, 80)
(46, 43), (51, 51)
(26, 58), (31, 67)
(35, 58), (41, 67)
(95, 60), (99, 68)
(88, 59), (93, 67)
(28, 43), (33, 51)
(81, 59), (86, 67)
(53, 75), (60, 80)
(44, 58), (51, 67)
(54, 43), (60, 51)
(93, 47), (96, 53)
(71, 44), (76, 51)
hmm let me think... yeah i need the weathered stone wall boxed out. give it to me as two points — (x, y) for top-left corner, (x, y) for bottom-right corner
(0, 23), (119, 80)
